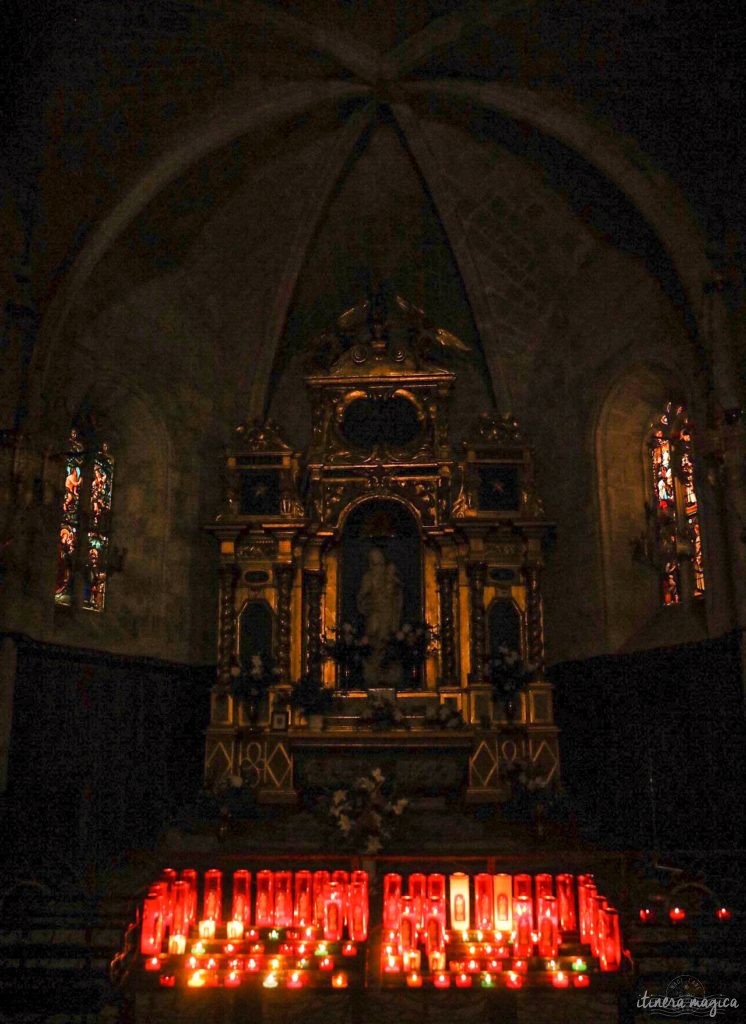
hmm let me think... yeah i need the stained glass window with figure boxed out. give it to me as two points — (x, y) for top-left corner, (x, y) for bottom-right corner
(55, 430), (114, 611)
(648, 403), (705, 605)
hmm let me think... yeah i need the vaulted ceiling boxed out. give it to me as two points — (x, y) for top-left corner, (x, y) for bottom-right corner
(3, 0), (741, 441)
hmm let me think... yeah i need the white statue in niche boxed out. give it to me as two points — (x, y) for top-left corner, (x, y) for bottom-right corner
(357, 546), (403, 685)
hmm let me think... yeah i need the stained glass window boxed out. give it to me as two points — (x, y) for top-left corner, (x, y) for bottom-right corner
(55, 429), (84, 606)
(649, 403), (705, 605)
(55, 431), (114, 612)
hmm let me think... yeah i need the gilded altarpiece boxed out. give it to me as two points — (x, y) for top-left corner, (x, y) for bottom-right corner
(204, 298), (559, 805)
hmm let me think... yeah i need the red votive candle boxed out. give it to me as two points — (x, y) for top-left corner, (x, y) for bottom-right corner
(513, 897), (533, 957)
(555, 874), (577, 933)
(537, 897), (559, 958)
(383, 874), (403, 932)
(475, 873), (494, 931)
(400, 896), (417, 953)
(716, 907), (732, 922)
(273, 871), (293, 928)
(171, 880), (190, 941)
(294, 870), (313, 926)
(180, 869), (198, 925)
(231, 870), (251, 926)
(203, 869), (222, 924)
(669, 906), (686, 924)
(408, 873), (426, 933)
(140, 892), (164, 955)
(323, 882), (344, 942)
(427, 873), (447, 924)
(591, 894), (607, 958)
(577, 877), (595, 945)
(255, 870), (274, 928)
(313, 870), (330, 928)
(349, 879), (369, 941)
(600, 907), (621, 972)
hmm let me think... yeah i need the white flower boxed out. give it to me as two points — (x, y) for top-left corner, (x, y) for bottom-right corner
(332, 789), (347, 804)
(393, 798), (408, 815)
(371, 767), (385, 783)
(365, 836), (382, 853)
(338, 814), (352, 833)
(229, 774), (243, 789)
(357, 777), (375, 792)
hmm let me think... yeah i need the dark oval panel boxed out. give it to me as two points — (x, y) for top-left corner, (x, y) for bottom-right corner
(244, 570), (270, 584)
(341, 395), (421, 450)
(489, 568), (516, 583)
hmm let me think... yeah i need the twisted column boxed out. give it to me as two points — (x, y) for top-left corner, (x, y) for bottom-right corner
(303, 569), (325, 682)
(217, 561), (238, 689)
(525, 561), (545, 677)
(274, 563), (294, 683)
(467, 561), (487, 683)
(436, 568), (458, 684)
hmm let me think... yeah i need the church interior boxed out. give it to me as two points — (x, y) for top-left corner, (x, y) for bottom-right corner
(1, 2), (744, 1021)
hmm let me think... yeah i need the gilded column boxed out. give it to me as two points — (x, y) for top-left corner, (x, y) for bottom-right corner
(525, 560), (545, 677)
(467, 561), (487, 682)
(436, 568), (458, 684)
(217, 561), (238, 689)
(303, 569), (325, 682)
(275, 562), (294, 683)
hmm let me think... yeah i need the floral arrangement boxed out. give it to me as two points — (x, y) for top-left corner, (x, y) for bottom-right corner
(503, 756), (561, 836)
(288, 674), (334, 717)
(321, 623), (371, 689)
(504, 756), (549, 796)
(359, 692), (409, 730)
(425, 703), (465, 730)
(230, 653), (280, 706)
(382, 622), (439, 689)
(487, 644), (534, 713)
(326, 767), (407, 853)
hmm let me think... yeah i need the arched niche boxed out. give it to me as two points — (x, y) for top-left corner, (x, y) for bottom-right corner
(487, 598), (523, 658)
(338, 498), (422, 633)
(595, 363), (710, 651)
(42, 375), (177, 659)
(238, 599), (275, 669)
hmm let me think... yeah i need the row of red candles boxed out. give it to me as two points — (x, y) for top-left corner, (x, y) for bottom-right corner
(380, 871), (622, 972)
(140, 869), (622, 973)
(141, 868), (370, 955)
